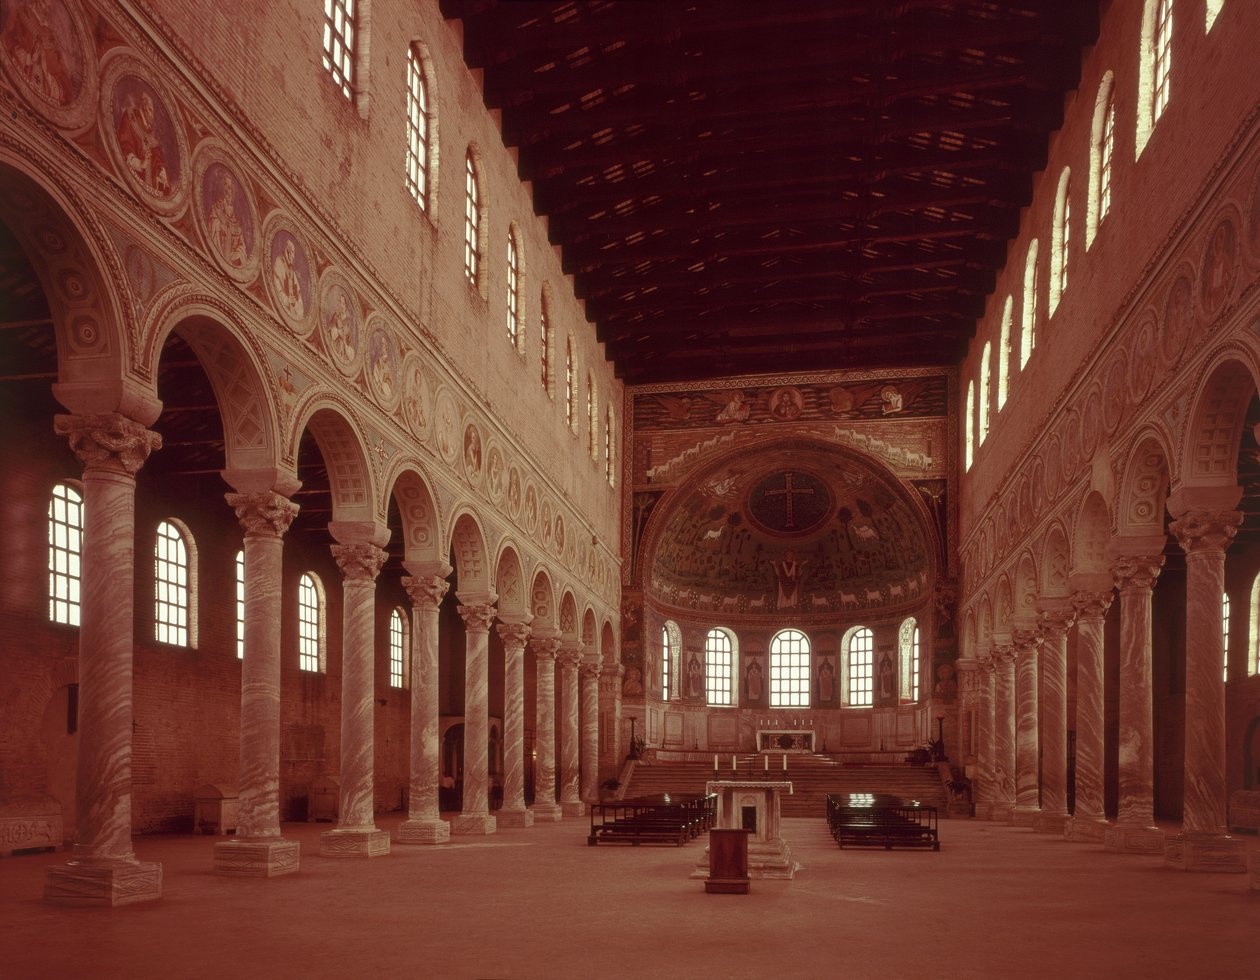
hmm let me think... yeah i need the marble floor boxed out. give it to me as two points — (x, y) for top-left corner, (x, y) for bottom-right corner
(0, 813), (1256, 979)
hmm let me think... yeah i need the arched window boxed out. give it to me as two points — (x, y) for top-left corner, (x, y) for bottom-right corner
(845, 627), (874, 707)
(1249, 573), (1260, 676)
(539, 297), (551, 393)
(1020, 240), (1039, 368)
(1222, 591), (1230, 682)
(1087, 73), (1116, 248)
(661, 625), (672, 700)
(47, 482), (83, 626)
(605, 406), (615, 486)
(1153, 0), (1173, 122)
(390, 607), (408, 689)
(235, 549), (245, 660)
(964, 380), (975, 471)
(298, 573), (325, 672)
(997, 296), (1012, 410)
(978, 342), (991, 445)
(899, 618), (919, 702)
(1137, 0), (1174, 156)
(1049, 169), (1071, 315)
(769, 628), (810, 708)
(404, 44), (431, 210)
(506, 228), (520, 348)
(464, 151), (480, 284)
(1206, 0), (1224, 31)
(322, 0), (357, 100)
(705, 628), (733, 706)
(154, 519), (195, 647)
(565, 337), (575, 429)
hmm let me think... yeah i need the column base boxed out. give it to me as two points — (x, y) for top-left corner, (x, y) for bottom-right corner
(972, 802), (995, 820)
(45, 859), (163, 906)
(1163, 832), (1247, 873)
(496, 807), (534, 828)
(561, 800), (586, 817)
(396, 818), (451, 845)
(987, 802), (1014, 822)
(319, 828), (391, 858)
(1033, 810), (1069, 834)
(213, 838), (300, 877)
(1103, 823), (1165, 854)
(1249, 851), (1260, 891)
(1063, 816), (1110, 843)
(1010, 806), (1040, 827)
(532, 802), (563, 822)
(451, 813), (497, 835)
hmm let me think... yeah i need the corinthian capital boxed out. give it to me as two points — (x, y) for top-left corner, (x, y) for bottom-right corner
(1072, 590), (1114, 623)
(1111, 555), (1164, 593)
(331, 543), (387, 582)
(529, 635), (562, 661)
(991, 643), (1016, 666)
(558, 642), (584, 670)
(1011, 627), (1041, 653)
(401, 574), (449, 610)
(458, 602), (497, 632)
(1169, 509), (1242, 555)
(496, 621), (533, 650)
(1037, 605), (1076, 638)
(54, 413), (162, 476)
(226, 491), (299, 538)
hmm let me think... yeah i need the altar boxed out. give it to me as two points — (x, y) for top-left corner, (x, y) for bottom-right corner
(757, 729), (815, 753)
(691, 779), (797, 880)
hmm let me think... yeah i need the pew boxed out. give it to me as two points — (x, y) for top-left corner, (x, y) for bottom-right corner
(826, 792), (940, 851)
(588, 793), (717, 846)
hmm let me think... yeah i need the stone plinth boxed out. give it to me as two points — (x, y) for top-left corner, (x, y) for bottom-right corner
(319, 828), (391, 858)
(1033, 812), (1068, 834)
(1163, 833), (1247, 873)
(496, 807), (535, 828)
(972, 802), (996, 821)
(561, 801), (586, 817)
(987, 803), (1013, 822)
(396, 819), (451, 845)
(1249, 851), (1260, 891)
(532, 802), (563, 822)
(451, 813), (497, 835)
(1063, 816), (1110, 843)
(691, 780), (796, 880)
(1011, 807), (1039, 828)
(213, 839), (300, 877)
(45, 860), (163, 906)
(1103, 823), (1165, 854)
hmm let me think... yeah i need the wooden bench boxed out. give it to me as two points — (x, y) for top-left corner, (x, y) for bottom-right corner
(827, 792), (940, 851)
(1228, 790), (1260, 833)
(588, 794), (716, 846)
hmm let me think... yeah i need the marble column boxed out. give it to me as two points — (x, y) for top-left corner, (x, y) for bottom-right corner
(530, 635), (563, 820)
(45, 414), (164, 906)
(1034, 605), (1074, 834)
(1011, 628), (1042, 827)
(1165, 509), (1247, 872)
(320, 541), (390, 857)
(496, 619), (534, 828)
(557, 642), (585, 817)
(397, 564), (453, 844)
(214, 491), (301, 877)
(1104, 555), (1166, 854)
(453, 597), (498, 835)
(1064, 591), (1114, 842)
(991, 644), (1017, 821)
(580, 657), (601, 805)
(971, 654), (997, 820)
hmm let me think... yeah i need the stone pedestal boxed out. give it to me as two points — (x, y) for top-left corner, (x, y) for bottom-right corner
(451, 813), (497, 835)
(1163, 832), (1247, 872)
(213, 838), (300, 877)
(1249, 851), (1260, 891)
(496, 808), (535, 828)
(319, 828), (391, 858)
(396, 820), (451, 845)
(692, 780), (796, 880)
(44, 860), (163, 906)
(1103, 823), (1165, 854)
(1062, 816), (1110, 843)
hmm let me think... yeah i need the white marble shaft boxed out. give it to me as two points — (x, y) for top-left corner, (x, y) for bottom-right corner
(46, 415), (163, 905)
(580, 658), (601, 803)
(496, 620), (532, 826)
(1068, 591), (1113, 839)
(229, 492), (298, 840)
(557, 644), (584, 815)
(398, 569), (451, 844)
(972, 655), (996, 817)
(455, 601), (497, 834)
(330, 543), (387, 834)
(1110, 556), (1163, 831)
(1035, 608), (1075, 831)
(1012, 629), (1042, 822)
(531, 636), (562, 818)
(992, 645), (1017, 817)
(1170, 511), (1239, 837)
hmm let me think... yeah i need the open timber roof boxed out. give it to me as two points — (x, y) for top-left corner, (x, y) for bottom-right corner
(440, 0), (1099, 385)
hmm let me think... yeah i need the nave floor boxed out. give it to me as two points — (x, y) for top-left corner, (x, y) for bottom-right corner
(0, 812), (1256, 979)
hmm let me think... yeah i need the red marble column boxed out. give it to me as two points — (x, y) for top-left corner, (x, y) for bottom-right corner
(1165, 509), (1247, 872)
(1104, 555), (1165, 855)
(454, 598), (498, 835)
(1035, 604), (1075, 834)
(558, 642), (585, 817)
(530, 634), (563, 820)
(580, 655), (601, 805)
(1064, 590), (1113, 842)
(1011, 627), (1042, 827)
(214, 491), (301, 877)
(496, 619), (534, 827)
(397, 565), (452, 844)
(320, 541), (390, 857)
(991, 643), (1017, 821)
(45, 414), (164, 906)
(971, 653), (998, 820)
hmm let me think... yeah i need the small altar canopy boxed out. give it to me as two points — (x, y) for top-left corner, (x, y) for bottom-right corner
(691, 780), (797, 880)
